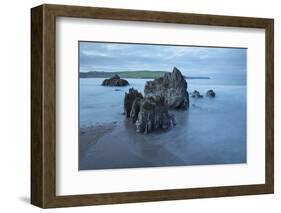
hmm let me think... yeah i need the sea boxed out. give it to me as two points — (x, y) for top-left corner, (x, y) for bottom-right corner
(79, 77), (247, 170)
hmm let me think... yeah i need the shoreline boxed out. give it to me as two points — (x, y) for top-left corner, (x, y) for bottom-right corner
(79, 122), (117, 159)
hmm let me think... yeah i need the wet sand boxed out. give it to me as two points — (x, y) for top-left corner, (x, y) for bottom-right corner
(79, 123), (117, 159)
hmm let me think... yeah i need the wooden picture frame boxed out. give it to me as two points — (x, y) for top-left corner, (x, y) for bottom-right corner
(31, 4), (274, 208)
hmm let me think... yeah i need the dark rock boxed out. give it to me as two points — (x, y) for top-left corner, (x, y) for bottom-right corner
(206, 89), (216, 97)
(144, 67), (189, 109)
(124, 88), (143, 118)
(123, 88), (176, 133)
(135, 96), (176, 133)
(102, 74), (129, 86)
(191, 90), (203, 98)
(130, 97), (142, 123)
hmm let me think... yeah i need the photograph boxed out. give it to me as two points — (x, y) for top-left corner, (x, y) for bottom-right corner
(78, 41), (247, 170)
(30, 4), (274, 208)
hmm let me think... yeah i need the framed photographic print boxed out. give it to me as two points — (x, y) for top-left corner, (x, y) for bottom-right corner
(31, 4), (274, 208)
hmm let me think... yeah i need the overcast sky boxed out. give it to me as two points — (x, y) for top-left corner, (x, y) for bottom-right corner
(79, 41), (246, 78)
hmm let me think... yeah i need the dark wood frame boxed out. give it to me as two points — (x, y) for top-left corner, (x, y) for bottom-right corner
(31, 4), (274, 208)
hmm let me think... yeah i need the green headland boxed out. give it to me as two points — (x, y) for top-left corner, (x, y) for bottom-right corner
(80, 71), (210, 79)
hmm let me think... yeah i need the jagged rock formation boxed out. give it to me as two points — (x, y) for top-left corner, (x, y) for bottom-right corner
(206, 89), (216, 97)
(123, 68), (189, 133)
(130, 97), (142, 123)
(144, 67), (189, 109)
(102, 74), (129, 86)
(136, 96), (176, 133)
(124, 88), (175, 133)
(191, 90), (203, 98)
(124, 88), (143, 119)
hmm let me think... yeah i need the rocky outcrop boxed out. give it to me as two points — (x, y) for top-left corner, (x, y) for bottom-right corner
(123, 68), (189, 133)
(130, 97), (142, 123)
(206, 89), (216, 97)
(144, 67), (189, 109)
(102, 74), (129, 86)
(191, 90), (203, 98)
(124, 88), (143, 119)
(124, 88), (175, 133)
(136, 96), (176, 133)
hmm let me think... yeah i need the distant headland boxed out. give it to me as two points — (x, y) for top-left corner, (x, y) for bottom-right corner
(80, 71), (210, 80)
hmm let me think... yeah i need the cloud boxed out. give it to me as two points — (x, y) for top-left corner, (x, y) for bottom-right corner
(79, 41), (247, 78)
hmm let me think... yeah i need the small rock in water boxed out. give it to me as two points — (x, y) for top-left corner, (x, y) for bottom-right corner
(114, 89), (121, 91)
(102, 74), (129, 86)
(206, 89), (216, 97)
(191, 90), (203, 98)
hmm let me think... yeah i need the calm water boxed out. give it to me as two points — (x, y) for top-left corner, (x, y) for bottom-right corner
(79, 78), (246, 170)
